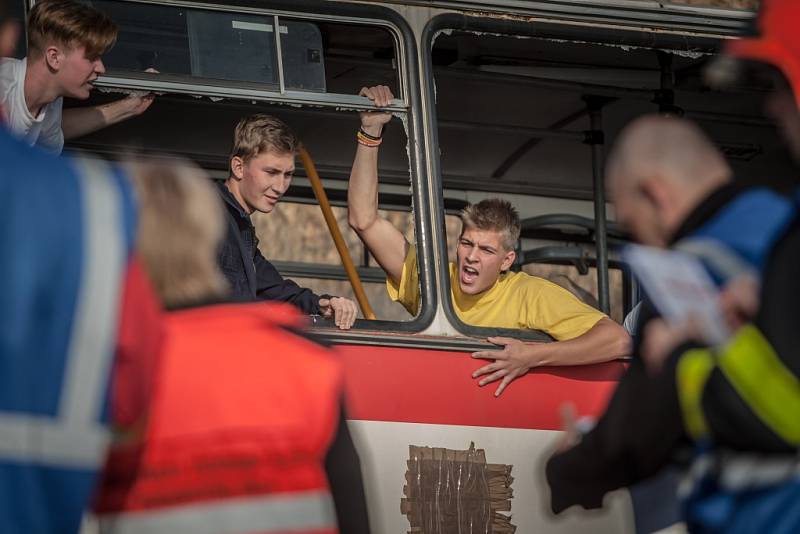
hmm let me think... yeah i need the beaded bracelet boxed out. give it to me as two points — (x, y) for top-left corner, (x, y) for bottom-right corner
(357, 129), (382, 147)
(358, 128), (382, 141)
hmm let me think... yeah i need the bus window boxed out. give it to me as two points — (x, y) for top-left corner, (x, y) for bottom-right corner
(428, 15), (789, 338)
(87, 0), (400, 104)
(67, 1), (424, 328)
(254, 202), (416, 321)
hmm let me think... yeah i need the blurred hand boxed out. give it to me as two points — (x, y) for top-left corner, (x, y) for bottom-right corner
(641, 318), (701, 375)
(555, 403), (581, 453)
(472, 336), (541, 397)
(319, 297), (358, 330)
(358, 85), (394, 134)
(719, 275), (759, 331)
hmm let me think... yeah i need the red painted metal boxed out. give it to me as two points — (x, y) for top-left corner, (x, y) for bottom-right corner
(336, 344), (625, 431)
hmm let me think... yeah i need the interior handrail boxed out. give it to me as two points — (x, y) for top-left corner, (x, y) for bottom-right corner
(299, 146), (377, 320)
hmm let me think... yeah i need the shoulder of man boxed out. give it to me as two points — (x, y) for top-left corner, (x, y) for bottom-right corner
(0, 58), (20, 98)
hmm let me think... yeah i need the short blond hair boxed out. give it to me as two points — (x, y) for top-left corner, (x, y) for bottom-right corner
(230, 114), (299, 163)
(460, 198), (521, 251)
(27, 0), (117, 58)
(129, 159), (229, 308)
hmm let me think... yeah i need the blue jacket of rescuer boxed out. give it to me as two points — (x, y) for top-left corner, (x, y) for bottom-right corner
(0, 127), (161, 534)
(547, 183), (800, 534)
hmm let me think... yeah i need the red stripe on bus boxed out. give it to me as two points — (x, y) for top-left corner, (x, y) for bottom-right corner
(338, 344), (625, 431)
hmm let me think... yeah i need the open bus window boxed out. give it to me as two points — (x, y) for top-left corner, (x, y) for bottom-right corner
(253, 202), (416, 321)
(429, 16), (790, 338)
(67, 2), (420, 328)
(86, 0), (399, 99)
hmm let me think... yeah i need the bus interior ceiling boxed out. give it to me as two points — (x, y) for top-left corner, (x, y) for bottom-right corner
(430, 30), (797, 201)
(63, 11), (797, 324)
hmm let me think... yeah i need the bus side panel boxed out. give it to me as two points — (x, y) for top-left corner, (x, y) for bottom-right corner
(337, 344), (634, 533)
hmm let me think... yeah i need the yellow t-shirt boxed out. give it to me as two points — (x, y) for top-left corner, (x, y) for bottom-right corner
(387, 245), (606, 341)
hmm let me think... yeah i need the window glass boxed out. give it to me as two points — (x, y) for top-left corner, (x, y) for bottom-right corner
(666, 0), (757, 9)
(88, 1), (400, 96)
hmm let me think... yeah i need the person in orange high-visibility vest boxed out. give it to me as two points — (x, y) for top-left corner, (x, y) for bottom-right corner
(93, 160), (371, 534)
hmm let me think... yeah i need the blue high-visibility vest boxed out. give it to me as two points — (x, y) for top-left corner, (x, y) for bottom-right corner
(0, 128), (137, 534)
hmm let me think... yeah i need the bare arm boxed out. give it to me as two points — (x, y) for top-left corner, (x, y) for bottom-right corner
(524, 318), (631, 367)
(473, 318), (631, 396)
(347, 86), (408, 284)
(62, 94), (154, 140)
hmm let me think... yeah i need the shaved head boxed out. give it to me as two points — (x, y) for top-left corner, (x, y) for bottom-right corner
(607, 115), (730, 193)
(607, 115), (732, 246)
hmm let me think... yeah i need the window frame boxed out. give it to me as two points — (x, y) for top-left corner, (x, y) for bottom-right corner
(64, 0), (439, 334)
(421, 12), (720, 340)
(87, 0), (409, 110)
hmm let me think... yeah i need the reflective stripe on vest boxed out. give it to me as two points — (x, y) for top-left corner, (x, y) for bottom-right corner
(675, 237), (756, 281)
(676, 348), (715, 439)
(99, 490), (338, 534)
(717, 325), (800, 446)
(0, 157), (126, 468)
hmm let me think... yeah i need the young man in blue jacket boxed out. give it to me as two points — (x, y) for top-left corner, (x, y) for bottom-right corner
(217, 113), (359, 329)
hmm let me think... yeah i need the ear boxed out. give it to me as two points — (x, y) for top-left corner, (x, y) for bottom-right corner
(44, 45), (62, 71)
(230, 156), (244, 180)
(640, 175), (671, 214)
(500, 249), (516, 272)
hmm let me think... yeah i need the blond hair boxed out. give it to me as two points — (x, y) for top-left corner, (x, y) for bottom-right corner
(129, 159), (229, 308)
(27, 0), (117, 58)
(230, 114), (299, 163)
(460, 198), (521, 251)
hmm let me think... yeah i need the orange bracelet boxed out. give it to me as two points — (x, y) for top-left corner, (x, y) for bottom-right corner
(357, 130), (382, 147)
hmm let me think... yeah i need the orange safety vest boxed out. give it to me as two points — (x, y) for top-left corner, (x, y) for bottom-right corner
(95, 302), (342, 534)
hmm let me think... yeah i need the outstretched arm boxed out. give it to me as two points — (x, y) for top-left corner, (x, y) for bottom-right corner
(472, 318), (631, 396)
(347, 85), (408, 284)
(62, 94), (154, 140)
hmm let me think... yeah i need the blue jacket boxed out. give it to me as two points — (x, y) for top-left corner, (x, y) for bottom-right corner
(215, 180), (324, 314)
(547, 184), (800, 531)
(0, 128), (138, 533)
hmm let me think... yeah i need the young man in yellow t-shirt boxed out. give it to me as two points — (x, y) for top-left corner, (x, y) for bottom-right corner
(347, 85), (631, 396)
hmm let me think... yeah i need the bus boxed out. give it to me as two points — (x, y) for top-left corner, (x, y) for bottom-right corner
(19, 0), (785, 531)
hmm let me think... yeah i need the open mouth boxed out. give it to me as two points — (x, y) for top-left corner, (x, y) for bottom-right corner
(461, 265), (479, 285)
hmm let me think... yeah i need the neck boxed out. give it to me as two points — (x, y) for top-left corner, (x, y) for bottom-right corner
(23, 57), (61, 117)
(224, 177), (253, 215)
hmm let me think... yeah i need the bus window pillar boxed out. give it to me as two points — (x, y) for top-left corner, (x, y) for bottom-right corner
(584, 95), (614, 314)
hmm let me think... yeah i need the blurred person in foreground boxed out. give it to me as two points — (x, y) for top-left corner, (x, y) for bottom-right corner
(218, 114), (359, 330)
(0, 3), (162, 532)
(94, 161), (371, 534)
(545, 113), (800, 533)
(0, 0), (154, 154)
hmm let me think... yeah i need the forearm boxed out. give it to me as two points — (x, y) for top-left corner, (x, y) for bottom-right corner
(62, 99), (140, 139)
(529, 319), (631, 367)
(347, 128), (407, 281)
(347, 137), (382, 233)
